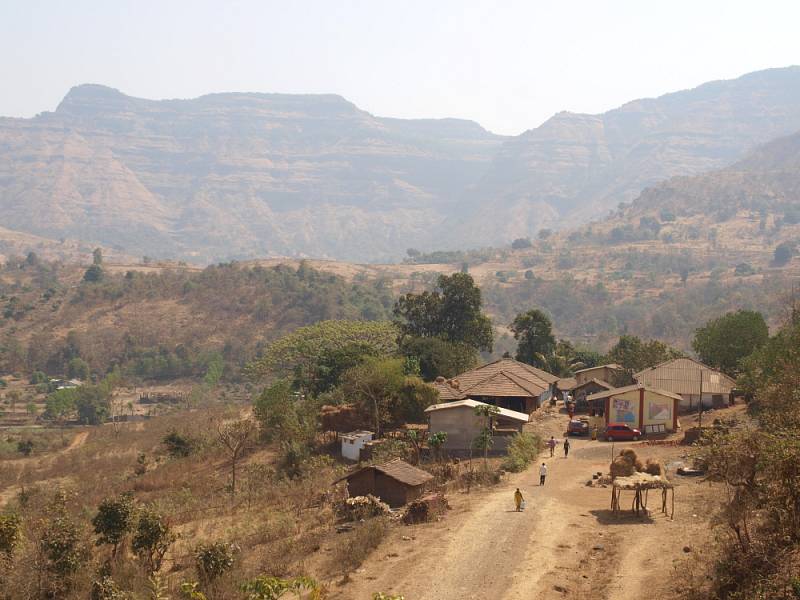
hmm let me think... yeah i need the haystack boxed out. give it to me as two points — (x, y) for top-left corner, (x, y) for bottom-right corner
(644, 458), (665, 477)
(610, 448), (643, 479)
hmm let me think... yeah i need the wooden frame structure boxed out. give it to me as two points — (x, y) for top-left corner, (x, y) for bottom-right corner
(611, 473), (675, 519)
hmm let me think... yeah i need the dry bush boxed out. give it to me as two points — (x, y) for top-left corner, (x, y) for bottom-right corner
(329, 517), (389, 573)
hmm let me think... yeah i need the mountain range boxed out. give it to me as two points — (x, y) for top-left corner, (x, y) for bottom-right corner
(1, 66), (799, 263)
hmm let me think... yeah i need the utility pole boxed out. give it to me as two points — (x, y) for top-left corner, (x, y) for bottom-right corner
(697, 370), (704, 429)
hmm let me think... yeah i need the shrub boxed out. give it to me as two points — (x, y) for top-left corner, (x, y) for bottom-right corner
(162, 430), (194, 457)
(502, 433), (542, 472)
(17, 439), (34, 456)
(92, 492), (136, 557)
(194, 541), (238, 584)
(240, 575), (322, 599)
(331, 518), (389, 573)
(132, 507), (174, 574)
(0, 513), (21, 557)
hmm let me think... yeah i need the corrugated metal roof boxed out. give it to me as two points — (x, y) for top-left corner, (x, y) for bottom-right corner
(586, 383), (683, 403)
(634, 358), (735, 395)
(425, 399), (530, 423)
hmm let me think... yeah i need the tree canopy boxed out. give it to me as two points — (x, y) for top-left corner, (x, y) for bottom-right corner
(692, 309), (769, 376)
(606, 335), (683, 374)
(393, 273), (492, 353)
(248, 320), (399, 391)
(510, 309), (555, 370)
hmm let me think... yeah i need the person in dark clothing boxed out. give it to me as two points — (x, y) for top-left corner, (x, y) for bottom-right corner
(563, 438), (571, 458)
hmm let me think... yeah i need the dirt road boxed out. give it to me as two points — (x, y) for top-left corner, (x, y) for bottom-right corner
(333, 438), (714, 600)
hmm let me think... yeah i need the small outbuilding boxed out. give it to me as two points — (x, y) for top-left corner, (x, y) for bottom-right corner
(586, 384), (682, 434)
(425, 399), (529, 456)
(340, 430), (374, 461)
(333, 458), (433, 507)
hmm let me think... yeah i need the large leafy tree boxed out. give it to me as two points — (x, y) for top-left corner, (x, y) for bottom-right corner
(247, 320), (399, 392)
(399, 336), (478, 381)
(340, 357), (437, 433)
(393, 273), (493, 352)
(511, 309), (556, 369)
(605, 335), (683, 374)
(692, 309), (769, 376)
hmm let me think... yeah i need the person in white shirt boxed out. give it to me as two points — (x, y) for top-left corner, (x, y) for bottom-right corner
(539, 462), (548, 486)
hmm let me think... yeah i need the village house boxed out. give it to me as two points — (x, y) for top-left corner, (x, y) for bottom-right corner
(333, 458), (433, 507)
(586, 383), (682, 434)
(432, 357), (558, 414)
(571, 378), (614, 410)
(424, 399), (529, 456)
(634, 358), (736, 410)
(574, 363), (625, 386)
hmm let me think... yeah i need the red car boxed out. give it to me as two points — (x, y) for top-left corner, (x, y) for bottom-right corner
(604, 423), (642, 442)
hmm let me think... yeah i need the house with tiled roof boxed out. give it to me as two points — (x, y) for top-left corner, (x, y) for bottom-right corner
(433, 357), (557, 414)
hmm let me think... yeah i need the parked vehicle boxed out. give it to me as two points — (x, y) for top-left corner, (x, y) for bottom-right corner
(567, 418), (590, 436)
(604, 423), (642, 442)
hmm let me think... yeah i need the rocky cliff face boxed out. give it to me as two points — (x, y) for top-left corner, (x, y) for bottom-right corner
(450, 66), (800, 246)
(1, 67), (800, 262)
(0, 85), (504, 262)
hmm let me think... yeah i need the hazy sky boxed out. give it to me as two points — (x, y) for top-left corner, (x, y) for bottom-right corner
(2, 0), (799, 135)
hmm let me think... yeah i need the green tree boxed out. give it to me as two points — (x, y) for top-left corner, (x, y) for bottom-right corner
(67, 357), (90, 380)
(393, 273), (492, 352)
(92, 492), (136, 558)
(248, 320), (398, 392)
(692, 310), (769, 376)
(772, 241), (795, 266)
(606, 335), (683, 374)
(340, 357), (437, 433)
(240, 575), (322, 599)
(399, 336), (477, 381)
(511, 309), (555, 369)
(37, 498), (90, 596)
(132, 507), (174, 574)
(253, 380), (316, 445)
(194, 541), (237, 585)
(83, 264), (104, 283)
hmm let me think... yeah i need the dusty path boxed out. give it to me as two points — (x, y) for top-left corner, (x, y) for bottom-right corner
(334, 438), (712, 600)
(0, 429), (89, 508)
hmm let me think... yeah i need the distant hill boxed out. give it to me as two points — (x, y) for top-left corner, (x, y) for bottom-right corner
(451, 67), (800, 246)
(1, 67), (800, 262)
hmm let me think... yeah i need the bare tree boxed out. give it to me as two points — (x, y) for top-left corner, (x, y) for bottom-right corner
(217, 419), (256, 496)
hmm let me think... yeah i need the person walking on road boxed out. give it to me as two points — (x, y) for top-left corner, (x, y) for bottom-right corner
(539, 462), (548, 486)
(547, 436), (557, 457)
(514, 488), (524, 512)
(563, 437), (571, 458)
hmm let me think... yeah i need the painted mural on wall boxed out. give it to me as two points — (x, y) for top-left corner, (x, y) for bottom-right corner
(648, 402), (671, 421)
(613, 398), (635, 422)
